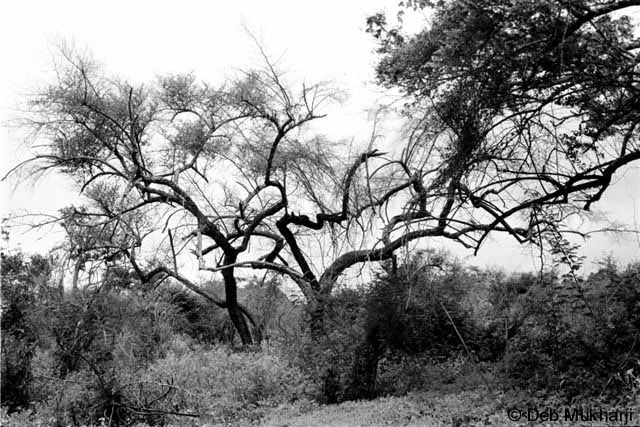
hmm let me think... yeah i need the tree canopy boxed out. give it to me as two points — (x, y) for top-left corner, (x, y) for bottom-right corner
(365, 0), (640, 253)
(5, 0), (640, 343)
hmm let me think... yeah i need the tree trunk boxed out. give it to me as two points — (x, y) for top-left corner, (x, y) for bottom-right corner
(346, 325), (381, 400)
(309, 295), (326, 339)
(227, 303), (252, 346)
(221, 255), (253, 346)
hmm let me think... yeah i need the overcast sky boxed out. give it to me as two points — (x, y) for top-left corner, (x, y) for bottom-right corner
(2, 0), (639, 273)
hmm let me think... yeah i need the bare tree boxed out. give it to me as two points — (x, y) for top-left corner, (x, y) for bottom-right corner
(6, 45), (341, 345)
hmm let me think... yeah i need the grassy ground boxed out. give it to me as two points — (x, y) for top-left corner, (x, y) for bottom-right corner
(258, 390), (639, 427)
(3, 388), (638, 426)
(260, 390), (501, 426)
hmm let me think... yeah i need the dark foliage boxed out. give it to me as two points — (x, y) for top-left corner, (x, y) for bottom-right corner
(1, 253), (52, 412)
(366, 256), (473, 357)
(498, 262), (640, 401)
(162, 286), (236, 344)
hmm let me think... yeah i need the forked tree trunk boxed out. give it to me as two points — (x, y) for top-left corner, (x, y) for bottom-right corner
(221, 256), (253, 346)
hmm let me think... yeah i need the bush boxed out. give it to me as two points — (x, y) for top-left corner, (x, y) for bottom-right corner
(10, 285), (185, 426)
(336, 251), (478, 400)
(162, 284), (236, 345)
(125, 341), (312, 425)
(376, 351), (492, 396)
(366, 251), (474, 357)
(502, 261), (640, 401)
(1, 252), (50, 412)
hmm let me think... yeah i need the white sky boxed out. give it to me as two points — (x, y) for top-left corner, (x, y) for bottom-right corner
(1, 0), (639, 274)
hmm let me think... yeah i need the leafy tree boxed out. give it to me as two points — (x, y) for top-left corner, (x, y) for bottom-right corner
(366, 0), (640, 242)
(282, 0), (640, 330)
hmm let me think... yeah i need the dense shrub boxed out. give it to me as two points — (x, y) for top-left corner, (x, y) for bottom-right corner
(366, 253), (474, 357)
(162, 278), (302, 346)
(161, 285), (236, 344)
(291, 288), (368, 403)
(1, 252), (51, 412)
(126, 340), (312, 425)
(337, 252), (478, 400)
(273, 251), (485, 403)
(2, 277), (185, 426)
(4, 246), (639, 424)
(376, 351), (491, 396)
(502, 262), (640, 401)
(241, 276), (303, 344)
(29, 291), (176, 425)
